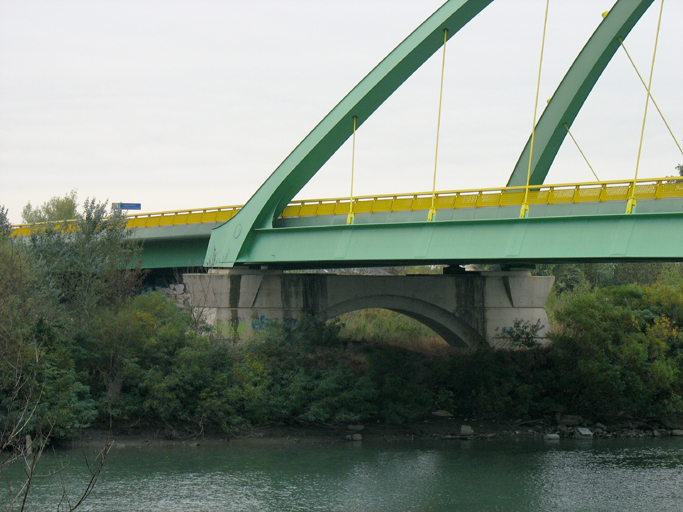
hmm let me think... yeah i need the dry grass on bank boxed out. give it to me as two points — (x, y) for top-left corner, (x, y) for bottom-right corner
(338, 309), (452, 357)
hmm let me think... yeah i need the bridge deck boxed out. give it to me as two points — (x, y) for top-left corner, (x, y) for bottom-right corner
(10, 177), (683, 269)
(12, 177), (683, 238)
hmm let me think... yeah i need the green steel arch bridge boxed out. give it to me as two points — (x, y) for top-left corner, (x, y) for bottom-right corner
(12, 0), (683, 271)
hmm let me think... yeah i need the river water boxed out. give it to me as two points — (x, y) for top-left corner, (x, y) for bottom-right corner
(5, 437), (683, 511)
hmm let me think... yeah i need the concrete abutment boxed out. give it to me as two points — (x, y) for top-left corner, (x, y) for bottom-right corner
(183, 269), (554, 349)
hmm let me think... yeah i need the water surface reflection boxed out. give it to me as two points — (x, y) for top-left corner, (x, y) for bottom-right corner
(6, 438), (683, 511)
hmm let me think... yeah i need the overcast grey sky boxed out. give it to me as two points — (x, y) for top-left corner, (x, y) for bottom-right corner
(1, 0), (681, 223)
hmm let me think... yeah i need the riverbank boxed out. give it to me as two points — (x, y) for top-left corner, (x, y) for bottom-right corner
(64, 413), (683, 450)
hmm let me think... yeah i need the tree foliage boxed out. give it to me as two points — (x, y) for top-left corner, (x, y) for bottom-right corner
(535, 262), (683, 291)
(0, 206), (10, 237)
(21, 190), (80, 224)
(1, 196), (143, 508)
(548, 284), (683, 416)
(26, 198), (142, 326)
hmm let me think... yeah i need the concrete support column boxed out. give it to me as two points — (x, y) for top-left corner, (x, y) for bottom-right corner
(183, 269), (324, 337)
(481, 270), (554, 346)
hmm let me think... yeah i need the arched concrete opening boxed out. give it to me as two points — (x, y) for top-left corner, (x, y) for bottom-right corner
(319, 295), (485, 349)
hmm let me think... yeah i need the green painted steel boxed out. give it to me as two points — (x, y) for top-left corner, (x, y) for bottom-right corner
(507, 0), (654, 186)
(137, 238), (209, 269)
(130, 223), (217, 242)
(130, 197), (683, 268)
(205, 0), (494, 268)
(205, 0), (659, 268)
(234, 212), (683, 269)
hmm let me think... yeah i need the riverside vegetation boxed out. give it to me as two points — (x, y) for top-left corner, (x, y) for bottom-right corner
(2, 194), (683, 449)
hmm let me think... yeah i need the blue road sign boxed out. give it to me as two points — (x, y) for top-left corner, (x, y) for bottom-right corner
(114, 203), (141, 210)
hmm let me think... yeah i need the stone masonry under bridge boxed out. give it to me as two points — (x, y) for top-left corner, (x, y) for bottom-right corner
(182, 269), (554, 349)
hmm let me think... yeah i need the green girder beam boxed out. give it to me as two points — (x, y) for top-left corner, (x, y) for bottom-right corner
(137, 238), (209, 269)
(131, 196), (683, 268)
(507, 0), (654, 186)
(206, 0), (495, 267)
(133, 211), (683, 269)
(232, 213), (683, 268)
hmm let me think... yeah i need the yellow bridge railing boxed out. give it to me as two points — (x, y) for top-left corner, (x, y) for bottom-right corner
(9, 205), (243, 238)
(126, 205), (242, 229)
(10, 176), (683, 237)
(282, 176), (683, 218)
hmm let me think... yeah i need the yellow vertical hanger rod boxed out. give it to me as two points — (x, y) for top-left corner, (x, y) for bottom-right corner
(520, 0), (551, 219)
(347, 116), (358, 225)
(428, 29), (449, 222)
(627, 0), (665, 214)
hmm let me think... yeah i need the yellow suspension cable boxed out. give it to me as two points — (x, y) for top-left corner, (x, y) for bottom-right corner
(627, 0), (665, 214)
(564, 123), (600, 181)
(428, 29), (448, 222)
(520, 0), (550, 218)
(617, 36), (683, 158)
(347, 116), (358, 225)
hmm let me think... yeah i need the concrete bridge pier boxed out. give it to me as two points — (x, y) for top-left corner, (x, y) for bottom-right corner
(183, 269), (554, 349)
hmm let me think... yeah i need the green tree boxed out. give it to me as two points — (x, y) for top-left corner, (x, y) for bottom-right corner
(21, 190), (80, 224)
(550, 285), (683, 417)
(0, 197), (147, 509)
(0, 205), (11, 237)
(27, 198), (143, 326)
(1, 205), (99, 437)
(1, 203), (106, 509)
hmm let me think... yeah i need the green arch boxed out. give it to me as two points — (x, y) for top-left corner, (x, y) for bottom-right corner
(507, 0), (654, 186)
(206, 0), (495, 267)
(206, 0), (654, 268)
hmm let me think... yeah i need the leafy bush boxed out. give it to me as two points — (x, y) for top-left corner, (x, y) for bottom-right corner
(500, 319), (543, 348)
(549, 285), (683, 418)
